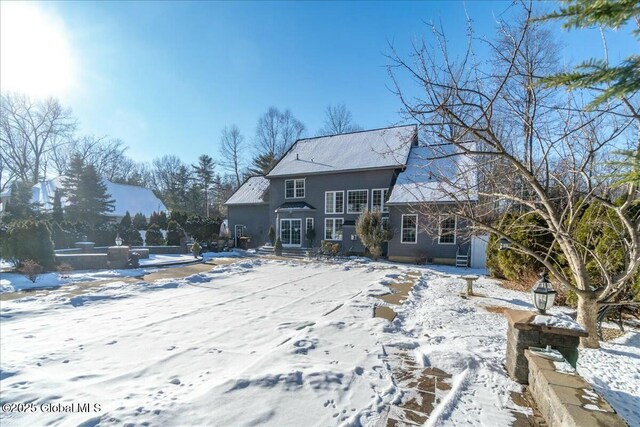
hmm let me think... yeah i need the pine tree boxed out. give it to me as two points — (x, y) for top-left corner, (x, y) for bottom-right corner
(193, 154), (215, 216)
(249, 152), (277, 175)
(4, 180), (38, 221)
(62, 155), (115, 226)
(52, 189), (64, 222)
(540, 0), (640, 108)
(120, 211), (132, 229)
(132, 212), (148, 229)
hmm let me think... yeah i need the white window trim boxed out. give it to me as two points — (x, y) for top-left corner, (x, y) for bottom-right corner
(372, 188), (389, 213)
(346, 189), (368, 214)
(401, 214), (418, 244)
(324, 217), (344, 241)
(285, 178), (305, 199)
(438, 215), (457, 245)
(324, 190), (344, 214)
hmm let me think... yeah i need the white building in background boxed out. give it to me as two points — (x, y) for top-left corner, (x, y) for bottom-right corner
(31, 176), (167, 222)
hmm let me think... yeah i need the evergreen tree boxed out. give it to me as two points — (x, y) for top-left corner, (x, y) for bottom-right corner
(193, 154), (215, 216)
(120, 211), (132, 229)
(132, 212), (148, 229)
(62, 155), (115, 225)
(249, 152), (277, 175)
(4, 180), (37, 221)
(52, 189), (64, 222)
(540, 0), (640, 108)
(158, 211), (168, 229)
(166, 220), (184, 246)
(145, 224), (165, 246)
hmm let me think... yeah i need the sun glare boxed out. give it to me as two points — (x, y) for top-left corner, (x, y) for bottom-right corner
(0, 2), (76, 99)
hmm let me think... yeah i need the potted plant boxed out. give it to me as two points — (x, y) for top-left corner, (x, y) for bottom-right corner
(274, 237), (283, 256)
(191, 241), (201, 258)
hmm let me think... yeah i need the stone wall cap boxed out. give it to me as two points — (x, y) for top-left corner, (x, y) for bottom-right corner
(505, 308), (588, 337)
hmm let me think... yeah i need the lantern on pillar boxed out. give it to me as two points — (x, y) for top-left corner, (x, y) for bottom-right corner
(115, 234), (123, 246)
(532, 270), (556, 314)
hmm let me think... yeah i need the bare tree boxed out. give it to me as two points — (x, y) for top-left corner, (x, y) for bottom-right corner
(49, 135), (128, 179)
(387, 2), (639, 348)
(0, 94), (76, 184)
(220, 125), (245, 187)
(318, 104), (362, 135)
(255, 107), (305, 160)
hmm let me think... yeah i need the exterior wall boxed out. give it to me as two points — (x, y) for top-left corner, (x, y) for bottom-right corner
(386, 205), (471, 264)
(268, 169), (399, 251)
(227, 204), (270, 248)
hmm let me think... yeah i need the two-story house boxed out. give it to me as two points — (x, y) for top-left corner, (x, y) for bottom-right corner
(225, 125), (480, 265)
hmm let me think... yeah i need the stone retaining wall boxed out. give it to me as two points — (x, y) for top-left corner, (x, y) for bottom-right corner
(56, 253), (109, 270)
(525, 350), (627, 427)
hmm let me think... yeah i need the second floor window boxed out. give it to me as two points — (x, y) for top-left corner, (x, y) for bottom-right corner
(347, 190), (368, 213)
(325, 191), (344, 214)
(372, 188), (388, 213)
(285, 179), (305, 198)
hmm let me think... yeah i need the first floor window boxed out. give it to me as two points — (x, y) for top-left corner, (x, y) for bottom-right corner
(372, 189), (388, 213)
(439, 217), (456, 244)
(381, 216), (390, 231)
(325, 218), (343, 241)
(401, 214), (417, 244)
(347, 190), (368, 213)
(306, 218), (314, 233)
(285, 179), (305, 198)
(325, 191), (344, 214)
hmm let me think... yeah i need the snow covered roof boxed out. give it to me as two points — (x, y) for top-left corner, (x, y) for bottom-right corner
(32, 177), (167, 217)
(225, 176), (269, 205)
(387, 146), (478, 205)
(267, 125), (417, 177)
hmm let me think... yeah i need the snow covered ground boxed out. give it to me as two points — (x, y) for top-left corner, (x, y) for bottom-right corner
(0, 258), (638, 426)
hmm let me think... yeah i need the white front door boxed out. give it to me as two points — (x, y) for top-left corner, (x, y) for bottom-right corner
(280, 219), (302, 247)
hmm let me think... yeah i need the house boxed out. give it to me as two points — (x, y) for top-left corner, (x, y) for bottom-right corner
(31, 176), (167, 222)
(226, 125), (481, 266)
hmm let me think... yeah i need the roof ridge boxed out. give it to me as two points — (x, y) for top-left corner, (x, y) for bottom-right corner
(296, 124), (416, 143)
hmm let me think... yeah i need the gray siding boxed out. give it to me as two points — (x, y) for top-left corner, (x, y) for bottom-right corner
(387, 205), (470, 264)
(268, 169), (398, 252)
(227, 204), (270, 248)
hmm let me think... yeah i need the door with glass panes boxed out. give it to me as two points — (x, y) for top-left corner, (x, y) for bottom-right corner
(280, 219), (302, 247)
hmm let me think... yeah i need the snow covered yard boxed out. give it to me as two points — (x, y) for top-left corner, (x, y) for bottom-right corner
(0, 258), (638, 426)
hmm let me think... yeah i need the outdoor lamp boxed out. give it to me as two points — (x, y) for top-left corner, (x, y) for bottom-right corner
(498, 237), (511, 251)
(115, 234), (123, 246)
(532, 270), (556, 315)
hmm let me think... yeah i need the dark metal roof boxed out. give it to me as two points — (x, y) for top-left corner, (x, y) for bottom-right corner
(276, 201), (317, 211)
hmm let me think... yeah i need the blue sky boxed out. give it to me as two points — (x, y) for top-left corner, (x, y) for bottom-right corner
(2, 1), (636, 165)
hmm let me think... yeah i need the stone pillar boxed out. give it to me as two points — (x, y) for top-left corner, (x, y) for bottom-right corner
(505, 309), (588, 384)
(108, 246), (130, 269)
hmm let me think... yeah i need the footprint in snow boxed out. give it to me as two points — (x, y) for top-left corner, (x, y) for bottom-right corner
(106, 340), (117, 345)
(169, 378), (181, 385)
(167, 346), (176, 351)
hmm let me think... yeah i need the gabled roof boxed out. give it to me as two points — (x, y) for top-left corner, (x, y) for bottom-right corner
(225, 176), (269, 205)
(267, 125), (417, 177)
(387, 146), (478, 205)
(275, 201), (316, 212)
(32, 176), (167, 216)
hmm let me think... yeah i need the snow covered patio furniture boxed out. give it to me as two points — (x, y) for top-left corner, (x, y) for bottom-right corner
(505, 308), (588, 384)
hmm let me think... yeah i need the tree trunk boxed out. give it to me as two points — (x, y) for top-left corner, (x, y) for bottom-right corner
(576, 294), (600, 348)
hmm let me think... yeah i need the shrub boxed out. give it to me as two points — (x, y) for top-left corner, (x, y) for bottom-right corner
(191, 241), (201, 258)
(274, 237), (283, 256)
(166, 220), (184, 246)
(157, 211), (168, 229)
(57, 263), (73, 279)
(132, 212), (148, 230)
(485, 213), (553, 281)
(184, 215), (220, 242)
(120, 227), (143, 246)
(355, 210), (392, 260)
(4, 220), (56, 269)
(18, 260), (43, 283)
(305, 227), (316, 247)
(145, 224), (165, 246)
(268, 226), (276, 245)
(49, 221), (76, 249)
(93, 222), (119, 246)
(169, 210), (188, 227)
